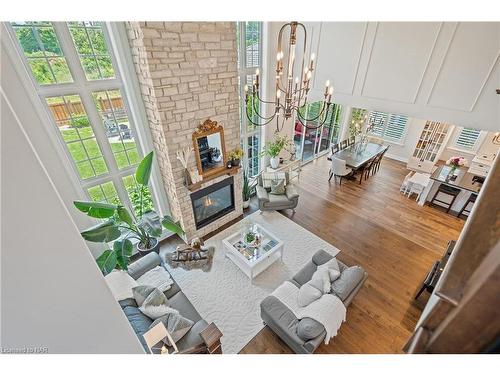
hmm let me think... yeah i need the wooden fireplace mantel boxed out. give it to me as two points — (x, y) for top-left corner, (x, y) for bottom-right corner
(186, 166), (241, 192)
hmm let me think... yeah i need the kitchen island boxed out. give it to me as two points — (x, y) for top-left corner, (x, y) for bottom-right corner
(417, 164), (483, 214)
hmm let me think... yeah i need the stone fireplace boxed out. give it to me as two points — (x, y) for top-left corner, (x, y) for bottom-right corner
(126, 22), (243, 240)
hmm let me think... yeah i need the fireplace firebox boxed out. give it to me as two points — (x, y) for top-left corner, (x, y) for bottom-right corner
(190, 177), (235, 230)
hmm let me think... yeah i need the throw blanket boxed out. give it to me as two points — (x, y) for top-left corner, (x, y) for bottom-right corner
(271, 281), (346, 344)
(136, 266), (173, 292)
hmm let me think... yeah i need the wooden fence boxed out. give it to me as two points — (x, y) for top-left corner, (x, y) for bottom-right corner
(48, 97), (124, 124)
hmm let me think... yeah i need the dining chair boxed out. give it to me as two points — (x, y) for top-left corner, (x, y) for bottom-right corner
(400, 171), (415, 194)
(339, 140), (348, 150)
(406, 174), (430, 201)
(360, 157), (378, 184)
(373, 147), (389, 175)
(331, 143), (339, 155)
(329, 157), (353, 186)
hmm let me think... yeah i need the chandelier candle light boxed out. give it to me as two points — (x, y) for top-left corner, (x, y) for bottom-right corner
(244, 21), (333, 132)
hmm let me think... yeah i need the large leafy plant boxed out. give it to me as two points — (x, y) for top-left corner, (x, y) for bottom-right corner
(242, 170), (257, 201)
(74, 151), (184, 275)
(260, 134), (291, 158)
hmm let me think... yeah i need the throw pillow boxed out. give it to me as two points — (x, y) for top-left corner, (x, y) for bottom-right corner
(331, 266), (365, 301)
(262, 172), (286, 188)
(133, 285), (158, 306)
(270, 179), (286, 195)
(150, 313), (194, 345)
(297, 278), (324, 307)
(105, 270), (138, 301)
(317, 258), (341, 282)
(296, 318), (325, 341)
(133, 286), (178, 320)
(311, 267), (331, 294)
(136, 265), (173, 292)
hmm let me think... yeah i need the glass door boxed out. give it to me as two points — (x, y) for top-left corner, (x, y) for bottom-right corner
(294, 102), (342, 162)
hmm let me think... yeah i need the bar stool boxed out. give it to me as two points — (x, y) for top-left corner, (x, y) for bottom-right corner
(339, 140), (348, 150)
(430, 184), (461, 213)
(457, 193), (477, 218)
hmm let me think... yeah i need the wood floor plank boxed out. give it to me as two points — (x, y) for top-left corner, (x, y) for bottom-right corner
(239, 156), (464, 354)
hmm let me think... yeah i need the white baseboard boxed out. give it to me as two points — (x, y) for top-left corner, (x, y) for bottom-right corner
(385, 153), (408, 163)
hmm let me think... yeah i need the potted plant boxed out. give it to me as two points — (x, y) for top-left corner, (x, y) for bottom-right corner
(73, 151), (185, 275)
(228, 148), (244, 167)
(261, 134), (291, 169)
(242, 170), (257, 209)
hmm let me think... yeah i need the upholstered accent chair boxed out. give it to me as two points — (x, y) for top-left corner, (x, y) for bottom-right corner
(329, 157), (353, 185)
(256, 171), (299, 212)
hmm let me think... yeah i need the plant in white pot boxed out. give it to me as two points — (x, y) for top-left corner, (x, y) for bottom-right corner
(261, 134), (291, 169)
(242, 170), (257, 209)
(73, 151), (184, 275)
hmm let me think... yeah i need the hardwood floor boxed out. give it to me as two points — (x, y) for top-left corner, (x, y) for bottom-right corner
(239, 155), (465, 354)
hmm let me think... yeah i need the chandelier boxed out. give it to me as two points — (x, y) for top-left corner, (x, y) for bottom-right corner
(244, 21), (333, 132)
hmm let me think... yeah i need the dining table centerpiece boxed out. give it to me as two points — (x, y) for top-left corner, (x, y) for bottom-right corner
(446, 156), (468, 176)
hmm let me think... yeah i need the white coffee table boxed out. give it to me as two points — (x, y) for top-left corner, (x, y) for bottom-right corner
(222, 222), (284, 282)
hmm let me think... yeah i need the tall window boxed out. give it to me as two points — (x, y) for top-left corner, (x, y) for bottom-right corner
(295, 102), (342, 161)
(9, 22), (157, 218)
(236, 22), (262, 177)
(360, 110), (409, 144)
(454, 127), (482, 150)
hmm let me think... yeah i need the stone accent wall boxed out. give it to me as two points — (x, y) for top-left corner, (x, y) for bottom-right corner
(126, 22), (242, 240)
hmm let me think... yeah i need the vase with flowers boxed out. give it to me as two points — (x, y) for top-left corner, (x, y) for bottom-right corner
(446, 156), (468, 177)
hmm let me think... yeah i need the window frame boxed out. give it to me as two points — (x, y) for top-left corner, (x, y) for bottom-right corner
(236, 21), (264, 177)
(451, 126), (485, 152)
(367, 110), (409, 145)
(6, 21), (171, 222)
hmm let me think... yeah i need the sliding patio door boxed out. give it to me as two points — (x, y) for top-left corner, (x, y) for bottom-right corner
(294, 102), (342, 162)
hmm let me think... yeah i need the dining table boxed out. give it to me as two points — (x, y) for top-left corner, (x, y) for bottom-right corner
(328, 142), (388, 169)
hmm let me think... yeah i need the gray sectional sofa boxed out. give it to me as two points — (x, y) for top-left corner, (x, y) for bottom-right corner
(120, 252), (208, 353)
(260, 249), (368, 354)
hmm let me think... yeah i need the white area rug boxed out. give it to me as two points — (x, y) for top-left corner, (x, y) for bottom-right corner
(165, 211), (340, 354)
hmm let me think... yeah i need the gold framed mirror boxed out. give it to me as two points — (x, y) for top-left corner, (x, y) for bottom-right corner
(192, 119), (227, 178)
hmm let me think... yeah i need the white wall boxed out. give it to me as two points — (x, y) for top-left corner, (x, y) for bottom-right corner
(263, 22), (500, 135)
(0, 27), (102, 257)
(438, 128), (500, 165)
(383, 118), (426, 163)
(0, 90), (144, 354)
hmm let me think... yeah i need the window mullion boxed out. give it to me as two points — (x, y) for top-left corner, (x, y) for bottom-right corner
(52, 22), (88, 85)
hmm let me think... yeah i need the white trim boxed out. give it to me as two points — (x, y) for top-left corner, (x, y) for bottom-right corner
(4, 21), (171, 225)
(106, 22), (171, 218)
(1, 23), (87, 201)
(237, 21), (264, 177)
(385, 153), (409, 163)
(450, 126), (486, 153)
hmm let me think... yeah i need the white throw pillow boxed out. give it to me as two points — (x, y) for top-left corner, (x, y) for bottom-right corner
(105, 270), (138, 301)
(297, 278), (324, 307)
(262, 172), (286, 188)
(317, 258), (341, 282)
(311, 267), (331, 294)
(136, 265), (173, 292)
(136, 287), (178, 320)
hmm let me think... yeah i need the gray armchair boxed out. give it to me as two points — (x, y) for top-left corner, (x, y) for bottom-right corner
(256, 172), (299, 212)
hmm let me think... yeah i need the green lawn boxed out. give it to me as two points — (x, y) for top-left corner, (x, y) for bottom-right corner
(61, 127), (139, 179)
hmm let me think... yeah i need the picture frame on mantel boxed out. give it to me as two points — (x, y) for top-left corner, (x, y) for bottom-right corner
(192, 119), (228, 179)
